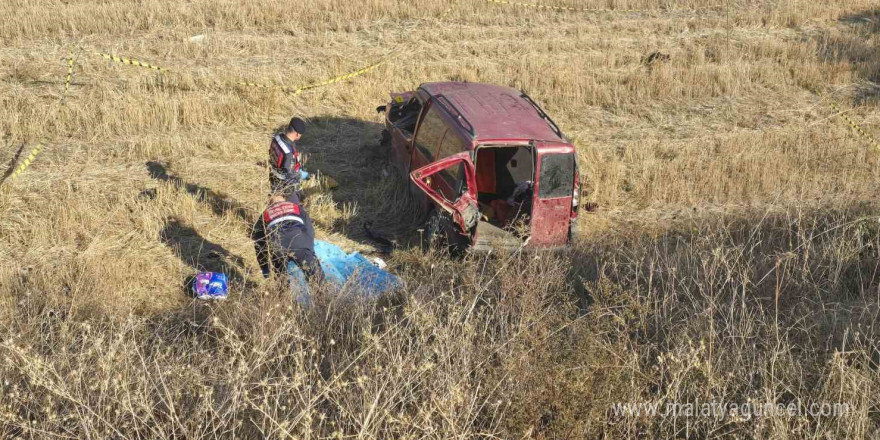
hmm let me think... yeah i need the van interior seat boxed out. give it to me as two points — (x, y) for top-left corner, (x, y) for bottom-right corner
(476, 148), (497, 196)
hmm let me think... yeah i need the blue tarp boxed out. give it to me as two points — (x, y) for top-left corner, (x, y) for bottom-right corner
(287, 240), (403, 306)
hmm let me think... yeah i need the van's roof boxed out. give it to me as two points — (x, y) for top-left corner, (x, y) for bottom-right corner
(418, 82), (565, 144)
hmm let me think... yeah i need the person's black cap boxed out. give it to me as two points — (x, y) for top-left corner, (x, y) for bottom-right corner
(288, 117), (306, 135)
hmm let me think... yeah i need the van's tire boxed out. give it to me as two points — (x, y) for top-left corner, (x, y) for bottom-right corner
(420, 210), (445, 252)
(420, 210), (469, 256)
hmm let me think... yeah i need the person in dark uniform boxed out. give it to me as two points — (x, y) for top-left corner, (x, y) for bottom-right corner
(252, 191), (323, 283)
(269, 117), (307, 194)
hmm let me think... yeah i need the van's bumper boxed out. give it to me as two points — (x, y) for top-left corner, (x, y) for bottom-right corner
(470, 221), (573, 252)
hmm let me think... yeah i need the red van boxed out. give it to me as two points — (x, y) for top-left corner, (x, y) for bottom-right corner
(378, 82), (580, 251)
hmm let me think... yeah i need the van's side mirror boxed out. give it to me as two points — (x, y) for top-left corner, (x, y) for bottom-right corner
(376, 105), (387, 114)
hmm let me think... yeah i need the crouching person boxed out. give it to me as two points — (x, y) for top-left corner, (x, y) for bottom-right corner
(252, 192), (323, 306)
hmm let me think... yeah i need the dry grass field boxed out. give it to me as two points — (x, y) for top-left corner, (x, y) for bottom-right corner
(2, 0), (880, 437)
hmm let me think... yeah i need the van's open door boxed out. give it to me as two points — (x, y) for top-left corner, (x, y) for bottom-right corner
(410, 152), (480, 233)
(531, 143), (576, 247)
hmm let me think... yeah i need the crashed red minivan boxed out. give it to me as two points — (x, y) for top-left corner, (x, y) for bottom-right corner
(378, 82), (580, 251)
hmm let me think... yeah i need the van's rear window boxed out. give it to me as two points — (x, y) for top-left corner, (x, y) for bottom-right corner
(538, 153), (574, 198)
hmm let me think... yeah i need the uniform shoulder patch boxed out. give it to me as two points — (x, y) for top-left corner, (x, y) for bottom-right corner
(263, 202), (302, 224)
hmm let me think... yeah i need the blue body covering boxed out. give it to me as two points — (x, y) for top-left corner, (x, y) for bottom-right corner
(287, 240), (402, 306)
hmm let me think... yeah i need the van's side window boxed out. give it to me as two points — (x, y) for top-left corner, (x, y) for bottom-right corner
(436, 133), (467, 194)
(413, 107), (447, 163)
(436, 131), (465, 161)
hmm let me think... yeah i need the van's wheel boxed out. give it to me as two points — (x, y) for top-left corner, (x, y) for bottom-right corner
(420, 210), (469, 256)
(420, 210), (446, 252)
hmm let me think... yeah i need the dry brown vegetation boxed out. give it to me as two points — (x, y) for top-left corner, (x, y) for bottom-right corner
(2, 0), (880, 438)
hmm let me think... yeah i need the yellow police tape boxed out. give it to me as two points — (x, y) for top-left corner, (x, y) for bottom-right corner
(237, 59), (386, 95)
(236, 58), (386, 95)
(98, 52), (169, 72)
(7, 51), (383, 182)
(8, 144), (46, 182)
(485, 0), (643, 13)
(8, 54), (77, 182)
(237, 81), (295, 93)
(829, 100), (880, 151)
(97, 49), (384, 95)
(290, 59), (386, 95)
(63, 56), (74, 97)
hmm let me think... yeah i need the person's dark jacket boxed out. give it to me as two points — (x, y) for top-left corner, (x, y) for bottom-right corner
(268, 133), (302, 191)
(251, 193), (321, 280)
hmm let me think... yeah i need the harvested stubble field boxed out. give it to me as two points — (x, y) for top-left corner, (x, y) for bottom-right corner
(2, 0), (880, 438)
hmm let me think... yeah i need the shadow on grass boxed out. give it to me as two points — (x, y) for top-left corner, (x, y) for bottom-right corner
(816, 8), (880, 105)
(295, 116), (425, 252)
(159, 216), (256, 295)
(146, 161), (255, 224)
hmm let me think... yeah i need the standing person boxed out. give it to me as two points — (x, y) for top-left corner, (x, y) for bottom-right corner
(252, 191), (324, 294)
(269, 117), (308, 194)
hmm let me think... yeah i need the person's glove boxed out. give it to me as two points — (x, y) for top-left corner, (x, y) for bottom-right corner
(300, 170), (311, 181)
